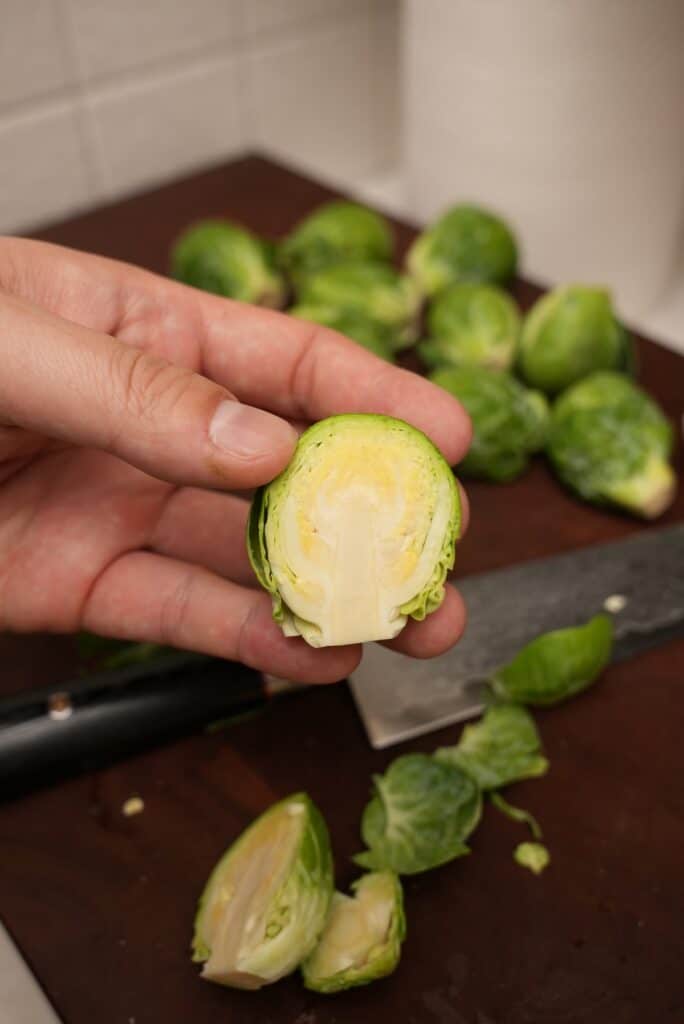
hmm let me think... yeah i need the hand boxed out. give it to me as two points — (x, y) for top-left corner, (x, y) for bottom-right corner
(0, 238), (471, 682)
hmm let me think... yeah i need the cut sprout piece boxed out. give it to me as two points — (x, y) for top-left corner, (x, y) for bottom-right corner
(302, 872), (405, 993)
(193, 793), (333, 989)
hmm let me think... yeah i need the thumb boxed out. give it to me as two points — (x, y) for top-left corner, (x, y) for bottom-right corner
(0, 293), (297, 489)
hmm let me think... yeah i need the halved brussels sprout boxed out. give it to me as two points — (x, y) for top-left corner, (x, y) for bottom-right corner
(192, 793), (333, 989)
(354, 753), (482, 875)
(248, 415), (460, 648)
(435, 704), (548, 790)
(297, 263), (421, 349)
(288, 304), (396, 362)
(418, 283), (521, 371)
(171, 219), (285, 307)
(430, 365), (549, 482)
(547, 371), (675, 518)
(302, 872), (405, 993)
(518, 285), (633, 395)
(281, 201), (394, 289)
(491, 614), (614, 706)
(407, 203), (518, 298)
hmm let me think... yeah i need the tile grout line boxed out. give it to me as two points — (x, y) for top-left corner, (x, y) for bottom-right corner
(54, 0), (110, 202)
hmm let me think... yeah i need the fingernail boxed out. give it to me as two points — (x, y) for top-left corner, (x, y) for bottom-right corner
(209, 400), (296, 458)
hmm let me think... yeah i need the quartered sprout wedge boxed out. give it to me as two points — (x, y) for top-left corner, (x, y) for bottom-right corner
(248, 415), (460, 648)
(192, 793), (333, 990)
(302, 872), (405, 994)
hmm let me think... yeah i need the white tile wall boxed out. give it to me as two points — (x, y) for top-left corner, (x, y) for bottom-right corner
(0, 0), (72, 110)
(89, 58), (244, 197)
(244, 18), (379, 184)
(0, 104), (93, 230)
(65, 0), (241, 82)
(0, 0), (400, 234)
(244, 0), (365, 38)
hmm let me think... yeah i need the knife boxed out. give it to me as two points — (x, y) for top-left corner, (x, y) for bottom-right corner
(349, 524), (684, 748)
(0, 651), (301, 798)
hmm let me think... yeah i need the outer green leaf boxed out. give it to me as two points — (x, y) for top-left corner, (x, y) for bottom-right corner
(297, 262), (421, 349)
(430, 365), (549, 482)
(280, 201), (394, 289)
(491, 614), (614, 707)
(354, 754), (481, 875)
(435, 704), (549, 790)
(192, 793), (333, 989)
(514, 842), (550, 875)
(406, 204), (518, 298)
(171, 219), (285, 307)
(518, 285), (629, 395)
(419, 282), (521, 371)
(547, 371), (676, 519)
(302, 872), (405, 993)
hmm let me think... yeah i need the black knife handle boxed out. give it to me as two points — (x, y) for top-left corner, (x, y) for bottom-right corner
(0, 653), (265, 797)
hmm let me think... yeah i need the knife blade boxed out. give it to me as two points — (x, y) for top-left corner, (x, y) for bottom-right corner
(349, 524), (684, 748)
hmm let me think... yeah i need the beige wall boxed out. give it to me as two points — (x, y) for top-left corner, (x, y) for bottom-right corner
(0, 0), (400, 233)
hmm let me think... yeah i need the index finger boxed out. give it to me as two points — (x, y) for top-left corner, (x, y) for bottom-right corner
(199, 301), (472, 466)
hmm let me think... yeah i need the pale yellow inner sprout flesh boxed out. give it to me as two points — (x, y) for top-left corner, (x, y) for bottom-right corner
(306, 880), (394, 979)
(200, 805), (303, 988)
(266, 431), (452, 646)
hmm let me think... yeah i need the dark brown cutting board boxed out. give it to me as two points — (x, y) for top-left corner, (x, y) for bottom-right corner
(1, 156), (683, 1024)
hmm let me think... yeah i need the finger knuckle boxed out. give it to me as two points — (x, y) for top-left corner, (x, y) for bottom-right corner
(157, 568), (195, 645)
(110, 343), (197, 428)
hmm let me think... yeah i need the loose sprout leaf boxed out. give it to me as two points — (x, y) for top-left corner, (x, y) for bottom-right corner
(288, 304), (396, 362)
(547, 371), (676, 519)
(490, 791), (543, 840)
(430, 365), (549, 482)
(518, 285), (629, 395)
(419, 282), (521, 372)
(354, 754), (482, 875)
(246, 415), (460, 648)
(491, 614), (614, 707)
(514, 842), (550, 875)
(171, 219), (285, 307)
(406, 203), (518, 298)
(297, 262), (421, 349)
(192, 793), (333, 990)
(280, 201), (394, 290)
(435, 704), (549, 790)
(302, 872), (405, 993)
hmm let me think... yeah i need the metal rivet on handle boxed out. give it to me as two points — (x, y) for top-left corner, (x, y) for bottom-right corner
(48, 692), (73, 720)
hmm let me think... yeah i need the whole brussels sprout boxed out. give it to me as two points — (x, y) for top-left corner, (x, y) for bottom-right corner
(546, 371), (676, 518)
(407, 203), (518, 297)
(248, 415), (461, 647)
(288, 304), (396, 362)
(192, 792), (333, 989)
(281, 201), (393, 289)
(297, 262), (421, 349)
(518, 285), (634, 395)
(418, 282), (521, 371)
(430, 365), (549, 482)
(302, 872), (405, 993)
(171, 219), (286, 307)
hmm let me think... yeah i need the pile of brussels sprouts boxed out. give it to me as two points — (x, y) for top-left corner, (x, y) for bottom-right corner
(172, 200), (677, 519)
(192, 613), (613, 994)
